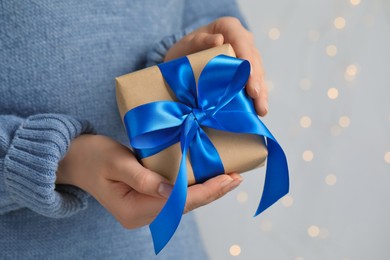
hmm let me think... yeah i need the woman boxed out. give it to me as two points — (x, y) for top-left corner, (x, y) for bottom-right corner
(0, 0), (268, 258)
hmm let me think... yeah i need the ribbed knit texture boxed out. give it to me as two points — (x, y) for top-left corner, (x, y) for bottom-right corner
(2, 114), (94, 217)
(0, 0), (245, 258)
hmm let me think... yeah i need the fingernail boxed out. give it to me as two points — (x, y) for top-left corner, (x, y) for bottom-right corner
(158, 183), (173, 198)
(220, 176), (234, 187)
(228, 180), (242, 192)
(253, 83), (260, 98)
(234, 174), (243, 181)
(263, 101), (269, 115)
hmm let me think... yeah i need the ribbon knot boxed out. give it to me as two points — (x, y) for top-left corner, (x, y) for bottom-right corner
(191, 108), (208, 124)
(123, 55), (289, 254)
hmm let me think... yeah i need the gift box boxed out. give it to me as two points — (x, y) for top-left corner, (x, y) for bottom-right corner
(115, 44), (288, 254)
(116, 44), (267, 185)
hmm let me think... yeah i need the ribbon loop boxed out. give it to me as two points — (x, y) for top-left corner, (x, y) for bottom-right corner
(123, 55), (289, 254)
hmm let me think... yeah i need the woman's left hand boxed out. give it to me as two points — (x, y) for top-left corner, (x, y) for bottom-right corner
(165, 16), (268, 117)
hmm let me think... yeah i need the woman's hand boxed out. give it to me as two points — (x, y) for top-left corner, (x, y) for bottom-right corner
(56, 134), (242, 229)
(165, 17), (268, 117)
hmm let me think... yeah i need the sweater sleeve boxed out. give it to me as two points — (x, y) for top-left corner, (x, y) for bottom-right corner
(0, 114), (94, 218)
(145, 0), (247, 67)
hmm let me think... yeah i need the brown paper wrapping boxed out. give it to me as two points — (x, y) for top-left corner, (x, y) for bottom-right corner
(116, 44), (268, 185)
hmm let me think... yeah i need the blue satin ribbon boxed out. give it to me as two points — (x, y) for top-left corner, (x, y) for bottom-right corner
(123, 55), (289, 254)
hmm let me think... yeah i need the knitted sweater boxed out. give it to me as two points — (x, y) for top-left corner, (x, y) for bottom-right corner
(0, 0), (245, 259)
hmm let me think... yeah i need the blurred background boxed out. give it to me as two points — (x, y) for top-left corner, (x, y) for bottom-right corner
(195, 0), (390, 259)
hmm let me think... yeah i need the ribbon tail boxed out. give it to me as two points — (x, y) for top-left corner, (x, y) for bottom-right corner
(149, 116), (198, 254)
(149, 147), (188, 254)
(254, 137), (289, 216)
(208, 111), (289, 216)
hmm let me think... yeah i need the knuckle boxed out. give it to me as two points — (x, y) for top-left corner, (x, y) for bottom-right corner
(246, 31), (254, 41)
(184, 204), (194, 214)
(191, 33), (205, 43)
(117, 213), (137, 229)
(214, 16), (241, 31)
(133, 167), (149, 193)
(219, 16), (241, 25)
(119, 220), (135, 230)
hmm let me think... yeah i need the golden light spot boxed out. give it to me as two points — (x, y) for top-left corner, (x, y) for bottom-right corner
(302, 150), (314, 162)
(229, 245), (241, 256)
(384, 151), (390, 164)
(325, 174), (337, 186)
(345, 64), (359, 81)
(326, 45), (338, 56)
(339, 116), (351, 128)
(346, 64), (358, 76)
(281, 195), (294, 207)
(236, 191), (248, 203)
(331, 125), (342, 136)
(295, 257), (304, 260)
(268, 28), (281, 40)
(300, 116), (312, 128)
(300, 78), (311, 90)
(308, 225), (320, 237)
(327, 88), (339, 99)
(334, 17), (346, 29)
(308, 30), (320, 42)
(260, 219), (273, 232)
(350, 0), (361, 6)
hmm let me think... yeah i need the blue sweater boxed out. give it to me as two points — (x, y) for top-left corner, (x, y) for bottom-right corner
(0, 0), (245, 259)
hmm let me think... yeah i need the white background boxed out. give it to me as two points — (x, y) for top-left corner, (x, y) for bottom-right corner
(196, 0), (390, 259)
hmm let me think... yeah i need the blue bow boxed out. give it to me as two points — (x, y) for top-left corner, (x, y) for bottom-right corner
(124, 55), (289, 254)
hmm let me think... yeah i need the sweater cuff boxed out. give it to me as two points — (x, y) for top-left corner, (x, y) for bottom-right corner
(2, 114), (94, 218)
(145, 17), (215, 67)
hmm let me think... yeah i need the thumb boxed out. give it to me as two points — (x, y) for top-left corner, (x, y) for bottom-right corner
(184, 173), (243, 213)
(122, 165), (173, 199)
(165, 33), (224, 61)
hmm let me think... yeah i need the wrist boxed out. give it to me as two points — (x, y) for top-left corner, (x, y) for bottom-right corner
(55, 134), (94, 189)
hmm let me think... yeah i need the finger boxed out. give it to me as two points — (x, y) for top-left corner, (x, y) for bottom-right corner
(189, 32), (224, 54)
(114, 191), (167, 229)
(164, 33), (224, 62)
(231, 42), (268, 116)
(121, 162), (173, 199)
(211, 18), (268, 116)
(252, 78), (269, 117)
(184, 173), (243, 213)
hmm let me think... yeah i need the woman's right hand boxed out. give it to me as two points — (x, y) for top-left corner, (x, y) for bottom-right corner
(56, 134), (242, 229)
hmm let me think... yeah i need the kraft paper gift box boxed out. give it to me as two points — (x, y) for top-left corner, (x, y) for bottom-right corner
(116, 44), (267, 185)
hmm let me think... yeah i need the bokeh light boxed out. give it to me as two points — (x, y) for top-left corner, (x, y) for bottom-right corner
(229, 245), (241, 256)
(326, 45), (338, 56)
(350, 0), (361, 6)
(260, 219), (273, 232)
(300, 116), (312, 128)
(385, 152), (390, 164)
(308, 225), (320, 237)
(345, 64), (359, 81)
(327, 88), (339, 99)
(236, 191), (248, 203)
(281, 195), (294, 207)
(339, 116), (351, 128)
(325, 174), (337, 186)
(302, 150), (314, 162)
(334, 17), (346, 29)
(268, 28), (281, 40)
